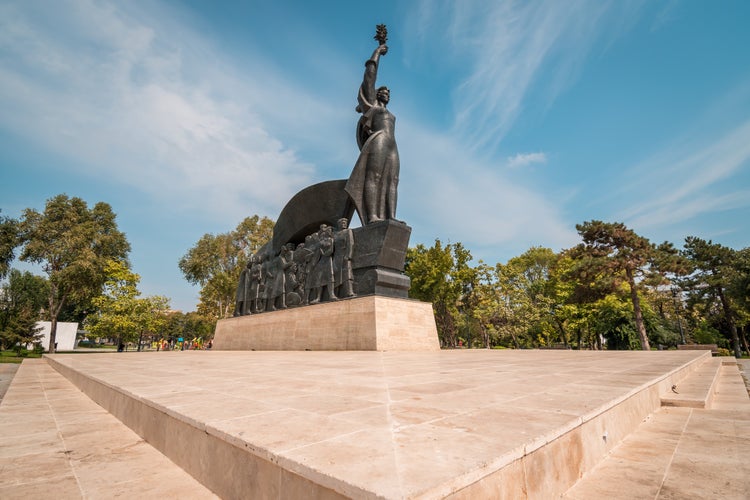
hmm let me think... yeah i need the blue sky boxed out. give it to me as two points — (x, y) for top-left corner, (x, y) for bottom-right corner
(1, 0), (749, 312)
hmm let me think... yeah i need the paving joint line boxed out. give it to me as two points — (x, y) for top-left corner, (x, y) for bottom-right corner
(37, 360), (86, 499)
(654, 407), (693, 499)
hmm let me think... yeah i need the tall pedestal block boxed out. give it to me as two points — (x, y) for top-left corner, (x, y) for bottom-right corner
(213, 295), (439, 351)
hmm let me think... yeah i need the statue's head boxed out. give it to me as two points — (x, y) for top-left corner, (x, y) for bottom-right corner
(377, 86), (390, 105)
(337, 218), (349, 230)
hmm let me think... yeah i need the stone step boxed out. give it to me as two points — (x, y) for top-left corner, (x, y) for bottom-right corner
(563, 363), (750, 499)
(0, 359), (219, 499)
(660, 357), (722, 408)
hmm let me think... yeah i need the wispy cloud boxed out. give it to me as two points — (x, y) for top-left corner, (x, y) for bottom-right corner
(411, 0), (645, 153)
(506, 152), (547, 169)
(619, 119), (750, 230)
(0, 0), (343, 220)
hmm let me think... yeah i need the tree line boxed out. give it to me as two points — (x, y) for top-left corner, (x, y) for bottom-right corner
(0, 195), (213, 352)
(407, 221), (749, 356)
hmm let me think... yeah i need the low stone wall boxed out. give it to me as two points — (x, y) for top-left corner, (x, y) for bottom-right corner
(677, 344), (719, 355)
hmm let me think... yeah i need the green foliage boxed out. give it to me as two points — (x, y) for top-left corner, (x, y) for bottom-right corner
(681, 237), (743, 357)
(0, 269), (48, 350)
(17, 194), (130, 353)
(0, 211), (19, 280)
(569, 220), (661, 350)
(589, 294), (639, 350)
(405, 240), (476, 347)
(4, 308), (43, 352)
(404, 221), (748, 354)
(162, 311), (215, 342)
(85, 260), (170, 345)
(467, 247), (561, 349)
(179, 215), (274, 319)
(691, 320), (723, 346)
(1, 349), (43, 362)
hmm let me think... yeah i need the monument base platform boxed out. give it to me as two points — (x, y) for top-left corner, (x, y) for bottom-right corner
(43, 350), (714, 499)
(213, 295), (440, 351)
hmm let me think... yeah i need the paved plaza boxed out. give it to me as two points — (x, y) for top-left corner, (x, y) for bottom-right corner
(1, 350), (748, 498)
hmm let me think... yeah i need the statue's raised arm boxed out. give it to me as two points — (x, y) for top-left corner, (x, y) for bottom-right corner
(358, 44), (388, 115)
(346, 24), (401, 225)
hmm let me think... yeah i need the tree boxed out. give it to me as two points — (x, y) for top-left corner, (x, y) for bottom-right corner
(571, 221), (658, 350)
(729, 247), (750, 354)
(545, 253), (581, 348)
(405, 240), (476, 347)
(162, 311), (215, 346)
(0, 211), (19, 279)
(0, 269), (48, 350)
(133, 295), (171, 350)
(681, 237), (743, 357)
(494, 247), (560, 348)
(179, 215), (274, 319)
(18, 195), (130, 353)
(86, 260), (170, 347)
(470, 262), (501, 348)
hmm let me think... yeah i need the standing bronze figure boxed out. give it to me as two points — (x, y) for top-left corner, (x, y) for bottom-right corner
(346, 24), (400, 225)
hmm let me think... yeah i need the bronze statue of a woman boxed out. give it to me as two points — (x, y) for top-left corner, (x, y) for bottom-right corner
(345, 25), (400, 225)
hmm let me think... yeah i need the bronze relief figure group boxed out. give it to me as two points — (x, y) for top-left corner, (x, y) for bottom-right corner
(235, 218), (354, 315)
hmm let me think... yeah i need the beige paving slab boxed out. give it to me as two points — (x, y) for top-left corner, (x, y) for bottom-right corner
(658, 408), (750, 499)
(0, 359), (219, 500)
(45, 349), (707, 498)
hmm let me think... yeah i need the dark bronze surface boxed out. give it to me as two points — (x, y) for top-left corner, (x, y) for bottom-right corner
(233, 26), (410, 316)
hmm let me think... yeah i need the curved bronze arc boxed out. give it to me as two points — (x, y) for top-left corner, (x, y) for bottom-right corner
(271, 180), (355, 253)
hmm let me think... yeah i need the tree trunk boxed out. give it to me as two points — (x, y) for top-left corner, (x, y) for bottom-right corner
(47, 287), (65, 354)
(626, 268), (650, 350)
(510, 330), (520, 349)
(555, 318), (568, 347)
(49, 316), (57, 354)
(716, 286), (741, 358)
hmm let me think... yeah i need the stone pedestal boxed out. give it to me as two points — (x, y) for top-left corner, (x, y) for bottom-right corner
(213, 295), (439, 351)
(351, 220), (411, 298)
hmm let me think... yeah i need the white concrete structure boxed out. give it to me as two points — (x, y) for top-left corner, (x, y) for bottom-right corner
(35, 322), (78, 351)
